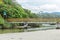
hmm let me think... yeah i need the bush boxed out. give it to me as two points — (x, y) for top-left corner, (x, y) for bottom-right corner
(0, 15), (4, 24)
(3, 21), (12, 29)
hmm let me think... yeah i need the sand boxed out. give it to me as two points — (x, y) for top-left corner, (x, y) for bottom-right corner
(0, 29), (60, 40)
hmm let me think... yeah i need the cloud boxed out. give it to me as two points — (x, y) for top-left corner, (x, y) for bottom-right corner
(40, 4), (60, 12)
(22, 4), (60, 13)
(16, 0), (60, 13)
(16, 0), (28, 3)
(22, 5), (40, 13)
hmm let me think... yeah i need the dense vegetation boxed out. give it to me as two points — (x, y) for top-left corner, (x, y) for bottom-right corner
(0, 0), (38, 18)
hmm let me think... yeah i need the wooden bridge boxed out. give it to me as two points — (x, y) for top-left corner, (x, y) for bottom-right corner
(6, 18), (60, 29)
(5, 18), (60, 27)
(6, 18), (60, 23)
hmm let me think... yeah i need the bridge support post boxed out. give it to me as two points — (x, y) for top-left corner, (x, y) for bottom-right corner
(56, 22), (60, 29)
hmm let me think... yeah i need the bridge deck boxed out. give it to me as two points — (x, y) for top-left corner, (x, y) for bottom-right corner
(6, 18), (60, 22)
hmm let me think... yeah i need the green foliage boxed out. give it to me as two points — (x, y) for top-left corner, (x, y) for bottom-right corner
(3, 21), (12, 28)
(3, 0), (13, 5)
(24, 9), (38, 18)
(0, 15), (4, 24)
(0, 0), (38, 18)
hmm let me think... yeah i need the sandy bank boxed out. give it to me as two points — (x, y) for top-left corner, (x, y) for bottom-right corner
(0, 29), (60, 40)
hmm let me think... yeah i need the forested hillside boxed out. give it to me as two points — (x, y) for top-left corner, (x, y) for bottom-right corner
(0, 0), (38, 18)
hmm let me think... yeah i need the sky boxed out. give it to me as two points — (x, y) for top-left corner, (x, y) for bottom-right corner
(16, 0), (60, 13)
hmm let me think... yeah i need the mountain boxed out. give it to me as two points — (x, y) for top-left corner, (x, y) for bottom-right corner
(51, 12), (60, 15)
(38, 12), (60, 18)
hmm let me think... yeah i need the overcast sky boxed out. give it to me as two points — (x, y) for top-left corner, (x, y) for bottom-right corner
(16, 0), (60, 13)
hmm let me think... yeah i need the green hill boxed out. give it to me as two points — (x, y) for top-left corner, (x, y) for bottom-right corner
(0, 0), (38, 18)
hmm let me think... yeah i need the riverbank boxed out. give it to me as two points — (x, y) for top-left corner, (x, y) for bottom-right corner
(0, 26), (56, 34)
(0, 29), (24, 34)
(0, 29), (60, 40)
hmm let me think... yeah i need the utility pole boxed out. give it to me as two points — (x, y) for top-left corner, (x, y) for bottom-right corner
(56, 22), (60, 29)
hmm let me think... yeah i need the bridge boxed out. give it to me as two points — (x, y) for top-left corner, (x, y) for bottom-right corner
(6, 18), (60, 25)
(5, 18), (60, 29)
(6, 18), (60, 23)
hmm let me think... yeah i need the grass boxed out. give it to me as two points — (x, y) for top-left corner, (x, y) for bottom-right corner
(0, 29), (24, 34)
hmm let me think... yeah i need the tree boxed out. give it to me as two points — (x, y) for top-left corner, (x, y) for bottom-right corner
(24, 9), (38, 18)
(0, 0), (38, 18)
